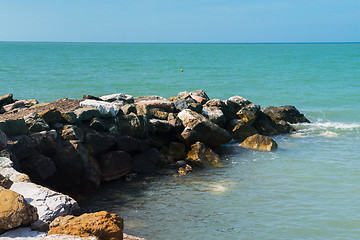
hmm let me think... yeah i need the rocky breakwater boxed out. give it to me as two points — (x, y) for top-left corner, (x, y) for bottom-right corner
(0, 90), (309, 239)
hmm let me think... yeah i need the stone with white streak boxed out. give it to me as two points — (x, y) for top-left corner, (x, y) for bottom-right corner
(80, 100), (120, 117)
(10, 182), (80, 231)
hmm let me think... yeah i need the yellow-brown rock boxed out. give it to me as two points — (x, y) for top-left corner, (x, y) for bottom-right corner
(47, 211), (124, 240)
(0, 188), (38, 234)
(178, 164), (193, 175)
(240, 134), (278, 152)
(185, 142), (222, 167)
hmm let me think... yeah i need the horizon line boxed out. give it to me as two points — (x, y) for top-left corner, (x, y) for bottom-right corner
(1, 40), (360, 44)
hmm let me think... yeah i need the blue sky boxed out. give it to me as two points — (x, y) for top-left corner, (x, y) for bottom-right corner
(0, 0), (359, 43)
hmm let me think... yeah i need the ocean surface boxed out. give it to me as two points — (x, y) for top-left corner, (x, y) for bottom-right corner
(1, 42), (360, 239)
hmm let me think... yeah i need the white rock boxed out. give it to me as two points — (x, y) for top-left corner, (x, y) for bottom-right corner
(80, 99), (120, 117)
(10, 182), (80, 230)
(0, 157), (30, 182)
(0, 227), (46, 240)
(99, 93), (133, 103)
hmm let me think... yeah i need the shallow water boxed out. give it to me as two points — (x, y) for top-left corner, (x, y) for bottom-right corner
(1, 42), (360, 239)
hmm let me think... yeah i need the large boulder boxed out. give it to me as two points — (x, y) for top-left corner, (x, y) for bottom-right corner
(177, 90), (210, 104)
(0, 188), (38, 234)
(202, 106), (226, 128)
(149, 119), (172, 133)
(73, 107), (101, 121)
(132, 148), (159, 173)
(80, 99), (121, 117)
(240, 134), (278, 152)
(115, 113), (149, 139)
(0, 118), (28, 136)
(47, 211), (124, 240)
(185, 142), (221, 167)
(39, 108), (64, 126)
(10, 182), (80, 231)
(50, 141), (101, 191)
(7, 135), (36, 161)
(97, 151), (132, 181)
(177, 109), (232, 147)
(24, 113), (50, 133)
(84, 132), (116, 155)
(262, 105), (310, 124)
(226, 119), (258, 139)
(20, 152), (57, 183)
(30, 130), (58, 157)
(226, 95), (252, 112)
(115, 135), (150, 153)
(158, 142), (186, 166)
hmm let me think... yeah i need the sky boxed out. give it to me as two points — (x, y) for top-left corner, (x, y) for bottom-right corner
(0, 0), (359, 43)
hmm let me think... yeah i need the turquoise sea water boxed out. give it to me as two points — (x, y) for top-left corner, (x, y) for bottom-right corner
(1, 42), (360, 239)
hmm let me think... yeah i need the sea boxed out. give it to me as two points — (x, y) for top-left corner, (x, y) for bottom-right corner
(1, 42), (360, 239)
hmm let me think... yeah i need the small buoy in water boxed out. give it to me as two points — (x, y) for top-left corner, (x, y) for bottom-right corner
(181, 69), (183, 72)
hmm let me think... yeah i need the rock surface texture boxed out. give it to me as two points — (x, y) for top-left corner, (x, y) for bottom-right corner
(240, 134), (278, 152)
(0, 188), (38, 234)
(47, 211), (124, 240)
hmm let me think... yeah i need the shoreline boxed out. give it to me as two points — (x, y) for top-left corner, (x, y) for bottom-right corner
(0, 90), (309, 239)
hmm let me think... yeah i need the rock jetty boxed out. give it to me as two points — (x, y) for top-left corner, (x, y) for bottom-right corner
(0, 90), (310, 239)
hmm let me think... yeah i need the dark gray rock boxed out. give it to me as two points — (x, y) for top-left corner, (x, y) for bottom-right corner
(132, 148), (159, 173)
(97, 151), (132, 181)
(0, 119), (28, 136)
(262, 105), (310, 124)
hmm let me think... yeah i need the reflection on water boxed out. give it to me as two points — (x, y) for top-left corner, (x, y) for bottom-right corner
(81, 121), (360, 239)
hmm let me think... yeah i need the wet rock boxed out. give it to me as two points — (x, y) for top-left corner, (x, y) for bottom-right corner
(0, 118), (28, 136)
(236, 108), (258, 125)
(24, 113), (50, 133)
(0, 173), (13, 189)
(202, 106), (226, 128)
(47, 211), (123, 240)
(178, 164), (192, 175)
(185, 142), (221, 167)
(98, 151), (132, 181)
(240, 134), (278, 151)
(226, 119), (258, 139)
(10, 182), (80, 231)
(177, 109), (232, 147)
(50, 141), (100, 191)
(39, 108), (64, 126)
(252, 112), (279, 136)
(0, 188), (38, 234)
(168, 142), (187, 160)
(61, 125), (84, 142)
(80, 99), (121, 117)
(132, 148), (159, 173)
(263, 105), (310, 124)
